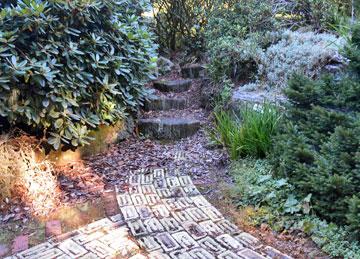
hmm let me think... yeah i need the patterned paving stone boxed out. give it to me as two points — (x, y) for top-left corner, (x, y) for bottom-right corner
(263, 246), (293, 259)
(218, 250), (241, 259)
(144, 218), (165, 233)
(235, 233), (262, 250)
(117, 194), (133, 207)
(142, 185), (157, 195)
(121, 205), (140, 221)
(238, 248), (267, 259)
(182, 221), (207, 240)
(216, 234), (244, 251)
(128, 220), (148, 237)
(10, 168), (292, 259)
(149, 250), (171, 259)
(201, 206), (224, 221)
(171, 210), (194, 223)
(178, 175), (193, 186)
(131, 194), (148, 206)
(145, 194), (161, 206)
(152, 204), (171, 218)
(199, 220), (223, 236)
(84, 239), (115, 258)
(217, 220), (241, 235)
(186, 207), (209, 222)
(136, 205), (154, 219)
(189, 247), (215, 259)
(129, 185), (142, 194)
(183, 185), (201, 196)
(141, 174), (153, 185)
(155, 232), (180, 252)
(16, 242), (56, 258)
(166, 177), (181, 188)
(138, 236), (161, 252)
(58, 239), (88, 258)
(73, 230), (105, 245)
(198, 237), (226, 255)
(160, 217), (183, 233)
(172, 231), (199, 249)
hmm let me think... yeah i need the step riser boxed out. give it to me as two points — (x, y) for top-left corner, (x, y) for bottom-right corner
(181, 65), (206, 79)
(153, 80), (191, 93)
(139, 119), (200, 140)
(144, 98), (187, 111)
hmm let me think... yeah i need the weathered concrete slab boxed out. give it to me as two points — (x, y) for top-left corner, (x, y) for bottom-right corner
(144, 96), (187, 111)
(153, 79), (192, 93)
(181, 64), (206, 79)
(138, 117), (200, 140)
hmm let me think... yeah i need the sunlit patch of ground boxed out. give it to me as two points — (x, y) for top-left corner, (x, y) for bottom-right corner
(46, 199), (106, 233)
(0, 199), (106, 256)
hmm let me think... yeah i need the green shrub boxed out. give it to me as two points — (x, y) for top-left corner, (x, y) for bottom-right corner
(0, 0), (157, 149)
(210, 102), (282, 159)
(205, 0), (278, 82)
(271, 24), (360, 232)
(152, 0), (213, 58)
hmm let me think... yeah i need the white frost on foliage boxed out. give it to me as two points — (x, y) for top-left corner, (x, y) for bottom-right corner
(258, 30), (347, 88)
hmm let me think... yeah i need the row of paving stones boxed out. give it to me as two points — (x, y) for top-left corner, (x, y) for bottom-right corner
(6, 168), (292, 259)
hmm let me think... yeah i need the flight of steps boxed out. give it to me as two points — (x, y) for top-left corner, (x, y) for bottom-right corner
(139, 64), (206, 140)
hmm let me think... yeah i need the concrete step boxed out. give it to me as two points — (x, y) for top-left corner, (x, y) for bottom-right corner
(144, 96), (187, 111)
(138, 117), (200, 140)
(153, 79), (192, 93)
(181, 64), (206, 79)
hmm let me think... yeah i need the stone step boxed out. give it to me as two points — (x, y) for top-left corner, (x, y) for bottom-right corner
(144, 96), (187, 111)
(181, 64), (206, 79)
(153, 79), (192, 93)
(138, 117), (200, 140)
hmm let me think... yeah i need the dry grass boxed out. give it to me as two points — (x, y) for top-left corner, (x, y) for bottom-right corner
(0, 133), (59, 216)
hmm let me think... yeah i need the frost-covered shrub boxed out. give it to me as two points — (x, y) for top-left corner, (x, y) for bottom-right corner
(259, 30), (346, 88)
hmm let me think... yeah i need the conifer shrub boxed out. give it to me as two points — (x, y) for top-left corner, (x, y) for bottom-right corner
(272, 24), (360, 235)
(0, 0), (157, 149)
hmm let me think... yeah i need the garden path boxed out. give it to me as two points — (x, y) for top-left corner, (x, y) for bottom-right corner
(7, 167), (291, 259)
(5, 67), (291, 259)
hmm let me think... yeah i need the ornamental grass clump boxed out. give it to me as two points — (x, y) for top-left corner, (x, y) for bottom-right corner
(211, 102), (282, 159)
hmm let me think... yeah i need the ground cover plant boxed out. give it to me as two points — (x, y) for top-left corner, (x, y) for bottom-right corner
(0, 0), (157, 150)
(230, 159), (360, 258)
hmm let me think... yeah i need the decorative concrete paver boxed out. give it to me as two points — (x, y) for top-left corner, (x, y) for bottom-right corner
(7, 168), (292, 259)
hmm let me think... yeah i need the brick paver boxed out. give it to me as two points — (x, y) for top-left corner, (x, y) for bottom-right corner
(6, 168), (292, 259)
